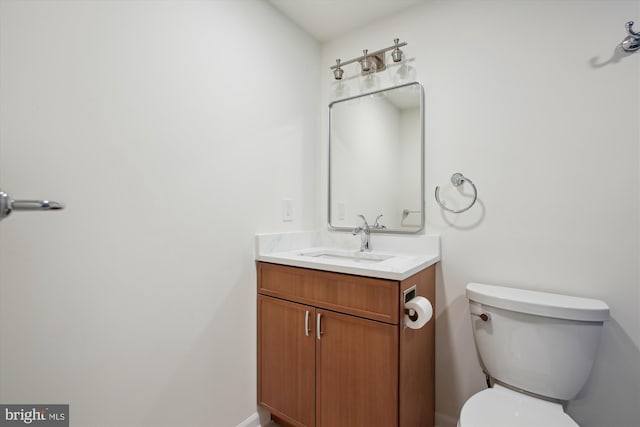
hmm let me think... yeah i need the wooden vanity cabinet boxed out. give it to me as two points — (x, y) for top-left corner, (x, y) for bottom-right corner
(258, 296), (316, 427)
(257, 262), (435, 427)
(315, 308), (398, 427)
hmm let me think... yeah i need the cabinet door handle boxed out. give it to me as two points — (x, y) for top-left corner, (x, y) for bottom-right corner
(305, 310), (310, 336)
(316, 313), (323, 340)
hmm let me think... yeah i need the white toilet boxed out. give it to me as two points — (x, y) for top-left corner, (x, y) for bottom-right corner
(458, 282), (609, 427)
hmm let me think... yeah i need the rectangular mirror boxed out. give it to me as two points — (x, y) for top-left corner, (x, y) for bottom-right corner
(328, 81), (424, 233)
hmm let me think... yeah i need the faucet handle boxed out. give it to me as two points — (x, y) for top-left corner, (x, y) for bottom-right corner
(372, 214), (387, 229)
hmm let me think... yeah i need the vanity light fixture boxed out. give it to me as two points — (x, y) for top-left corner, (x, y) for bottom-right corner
(360, 50), (374, 73)
(333, 59), (344, 79)
(330, 38), (407, 80)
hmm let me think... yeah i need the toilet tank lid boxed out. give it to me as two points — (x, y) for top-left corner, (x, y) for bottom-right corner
(466, 282), (609, 322)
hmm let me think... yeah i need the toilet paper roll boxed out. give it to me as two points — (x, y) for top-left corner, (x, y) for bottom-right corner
(404, 296), (433, 329)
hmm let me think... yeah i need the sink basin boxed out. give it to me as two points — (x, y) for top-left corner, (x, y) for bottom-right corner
(298, 249), (394, 263)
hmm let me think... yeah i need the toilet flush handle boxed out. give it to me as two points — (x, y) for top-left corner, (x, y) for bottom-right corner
(469, 301), (491, 321)
(471, 312), (491, 321)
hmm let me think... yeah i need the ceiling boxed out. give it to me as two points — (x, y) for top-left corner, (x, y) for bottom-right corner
(268, 0), (427, 42)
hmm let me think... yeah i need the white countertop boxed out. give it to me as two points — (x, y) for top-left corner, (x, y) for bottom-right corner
(255, 231), (440, 280)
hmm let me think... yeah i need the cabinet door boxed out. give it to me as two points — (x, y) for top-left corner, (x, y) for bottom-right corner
(315, 309), (398, 427)
(258, 295), (316, 427)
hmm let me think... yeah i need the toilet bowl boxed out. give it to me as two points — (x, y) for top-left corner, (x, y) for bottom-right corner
(458, 282), (609, 427)
(458, 384), (577, 427)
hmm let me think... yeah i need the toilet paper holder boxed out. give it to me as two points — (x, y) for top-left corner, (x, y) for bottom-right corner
(405, 307), (419, 322)
(402, 285), (434, 330)
(403, 285), (419, 323)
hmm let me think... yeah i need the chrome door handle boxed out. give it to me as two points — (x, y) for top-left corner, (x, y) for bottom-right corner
(0, 190), (65, 221)
(316, 313), (323, 340)
(305, 310), (310, 337)
(11, 200), (65, 210)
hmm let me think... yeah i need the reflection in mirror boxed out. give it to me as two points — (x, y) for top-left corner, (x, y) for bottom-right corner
(329, 82), (424, 233)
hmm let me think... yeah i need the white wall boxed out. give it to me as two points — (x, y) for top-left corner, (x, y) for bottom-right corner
(321, 1), (640, 426)
(0, 1), (319, 426)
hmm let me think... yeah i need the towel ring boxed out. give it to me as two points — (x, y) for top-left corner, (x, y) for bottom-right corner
(435, 173), (477, 213)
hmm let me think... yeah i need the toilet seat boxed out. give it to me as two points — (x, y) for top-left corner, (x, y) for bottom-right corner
(458, 384), (579, 427)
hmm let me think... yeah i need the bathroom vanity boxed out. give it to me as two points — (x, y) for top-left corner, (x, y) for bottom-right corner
(255, 232), (439, 427)
(256, 80), (435, 426)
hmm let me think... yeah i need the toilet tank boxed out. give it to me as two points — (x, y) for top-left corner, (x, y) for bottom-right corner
(466, 282), (609, 401)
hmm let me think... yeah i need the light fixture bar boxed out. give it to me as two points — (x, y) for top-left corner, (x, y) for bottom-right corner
(329, 40), (407, 73)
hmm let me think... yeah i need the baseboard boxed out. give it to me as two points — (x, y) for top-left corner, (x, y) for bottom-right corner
(236, 412), (261, 427)
(237, 409), (276, 427)
(240, 409), (456, 427)
(435, 411), (458, 427)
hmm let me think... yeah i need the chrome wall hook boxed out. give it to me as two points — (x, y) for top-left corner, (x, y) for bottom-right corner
(435, 173), (478, 213)
(620, 21), (640, 52)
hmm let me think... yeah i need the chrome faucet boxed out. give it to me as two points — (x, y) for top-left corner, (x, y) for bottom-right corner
(352, 214), (371, 252)
(353, 214), (387, 252)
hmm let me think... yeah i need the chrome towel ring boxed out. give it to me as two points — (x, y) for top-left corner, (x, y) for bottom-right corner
(435, 173), (477, 213)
